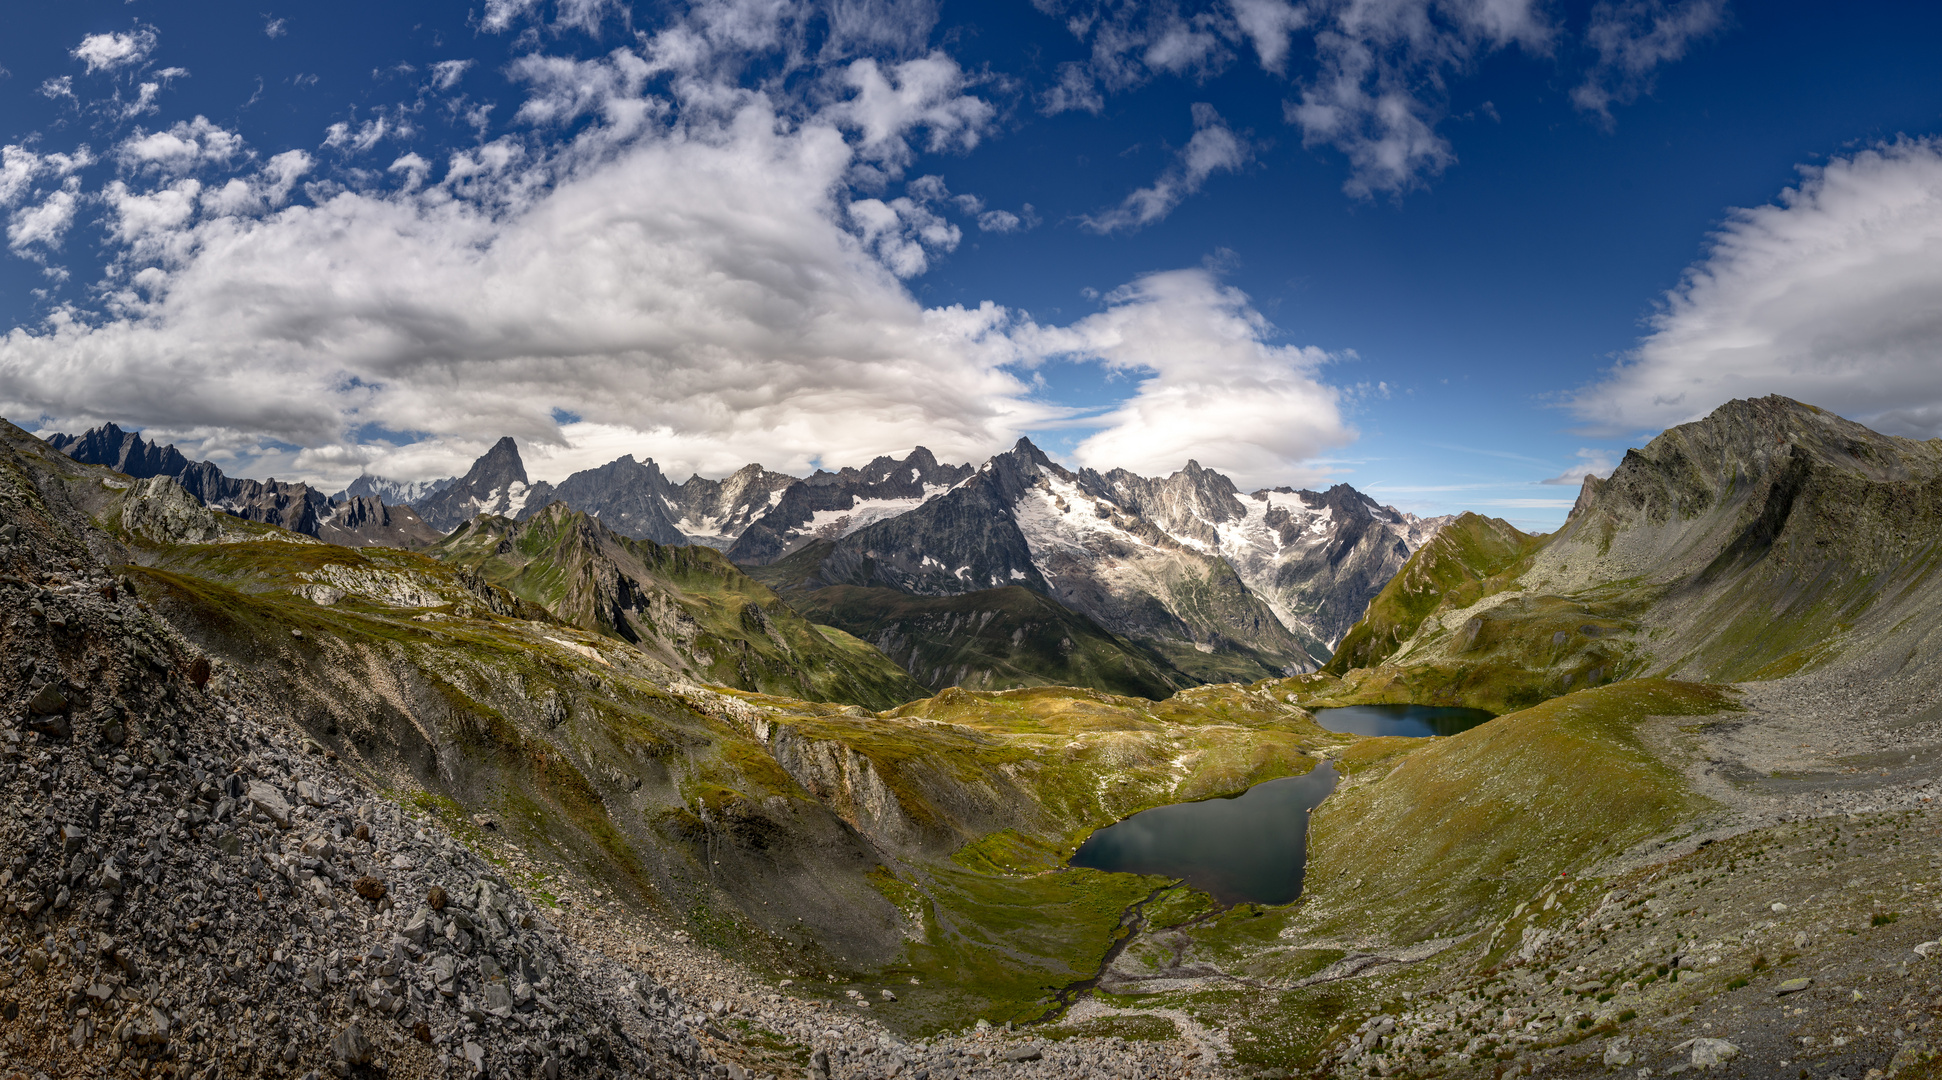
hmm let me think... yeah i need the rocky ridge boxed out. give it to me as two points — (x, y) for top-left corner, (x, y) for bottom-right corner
(791, 440), (1443, 687)
(727, 448), (973, 566)
(46, 425), (436, 550)
(1, 428), (1232, 1078)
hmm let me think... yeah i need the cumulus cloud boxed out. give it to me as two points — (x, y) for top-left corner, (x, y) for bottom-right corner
(1572, 138), (1942, 440)
(72, 26), (160, 75)
(0, 7), (1354, 492)
(264, 17), (288, 39)
(0, 146), (93, 210)
(7, 185), (80, 254)
(1036, 0), (1556, 195)
(1540, 449), (1618, 485)
(849, 192), (961, 277)
(1025, 268), (1352, 488)
(1085, 102), (1249, 233)
(1573, 0), (1725, 124)
(481, 0), (622, 35)
(833, 54), (996, 179)
(978, 209), (1023, 232)
(509, 50), (654, 132)
(119, 117), (248, 175)
(322, 117), (393, 154)
(0, 75), (1071, 486)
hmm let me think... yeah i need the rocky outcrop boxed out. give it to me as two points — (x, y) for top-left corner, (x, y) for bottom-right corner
(518, 454), (688, 545)
(0, 430), (726, 1079)
(43, 422), (193, 479)
(117, 476), (229, 545)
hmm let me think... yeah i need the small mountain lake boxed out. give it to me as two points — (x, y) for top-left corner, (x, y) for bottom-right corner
(1312, 703), (1495, 738)
(1067, 763), (1339, 906)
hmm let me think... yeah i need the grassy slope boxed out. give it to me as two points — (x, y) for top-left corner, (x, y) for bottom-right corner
(1038, 677), (1739, 1070)
(1293, 678), (1733, 945)
(1324, 512), (1541, 677)
(432, 505), (926, 710)
(88, 478), (1350, 1033)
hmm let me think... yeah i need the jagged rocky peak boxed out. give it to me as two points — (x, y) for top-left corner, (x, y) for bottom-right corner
(44, 422), (337, 538)
(1079, 459), (1249, 547)
(471, 435), (530, 487)
(725, 447), (973, 565)
(514, 453), (682, 545)
(413, 436), (539, 533)
(1300, 482), (1406, 523)
(668, 462), (800, 549)
(43, 422), (192, 479)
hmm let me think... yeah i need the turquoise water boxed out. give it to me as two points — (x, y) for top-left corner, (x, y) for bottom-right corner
(1067, 763), (1339, 906)
(1312, 703), (1495, 738)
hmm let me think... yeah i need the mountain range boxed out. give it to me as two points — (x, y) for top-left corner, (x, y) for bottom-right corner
(9, 395), (1937, 1078)
(45, 422), (442, 548)
(44, 422), (1448, 696)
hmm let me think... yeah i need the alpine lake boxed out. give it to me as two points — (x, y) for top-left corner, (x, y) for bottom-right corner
(1067, 704), (1496, 905)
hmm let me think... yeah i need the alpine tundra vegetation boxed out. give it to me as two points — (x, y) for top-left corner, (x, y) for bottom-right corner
(3, 395), (1942, 1079)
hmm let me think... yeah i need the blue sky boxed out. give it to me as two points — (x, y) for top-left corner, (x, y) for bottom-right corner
(3, 1), (1942, 529)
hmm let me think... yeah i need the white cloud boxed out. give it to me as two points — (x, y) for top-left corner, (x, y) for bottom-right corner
(120, 117), (247, 174)
(481, 0), (544, 33)
(1040, 0), (1726, 197)
(1084, 103), (1248, 233)
(264, 17), (288, 39)
(72, 26), (160, 75)
(8, 185), (81, 254)
(1572, 138), (1942, 440)
(481, 0), (621, 35)
(977, 209), (1022, 233)
(832, 54), (995, 178)
(1574, 0), (1725, 124)
(322, 117), (391, 154)
(0, 16), (1357, 493)
(1286, 0), (1553, 197)
(1539, 449), (1618, 486)
(1227, 0), (1308, 72)
(849, 193), (960, 276)
(0, 146), (93, 210)
(430, 59), (474, 90)
(1024, 268), (1353, 488)
(0, 82), (1069, 487)
(509, 50), (654, 133)
(40, 76), (75, 102)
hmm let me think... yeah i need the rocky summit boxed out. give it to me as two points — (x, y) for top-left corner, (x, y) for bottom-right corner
(8, 396), (1942, 1080)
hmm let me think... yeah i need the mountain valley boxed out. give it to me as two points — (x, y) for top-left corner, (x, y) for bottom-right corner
(4, 396), (1941, 1080)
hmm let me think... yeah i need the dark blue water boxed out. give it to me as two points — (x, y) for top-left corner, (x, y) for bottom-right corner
(1067, 764), (1339, 906)
(1312, 704), (1495, 738)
